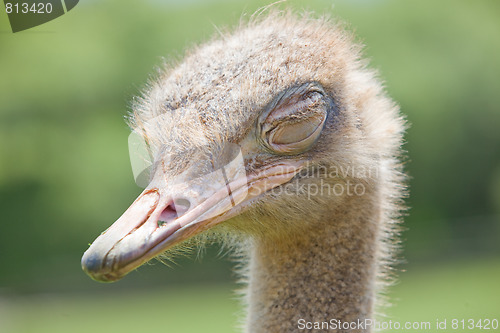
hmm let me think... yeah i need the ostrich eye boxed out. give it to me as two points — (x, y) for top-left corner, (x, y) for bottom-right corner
(259, 83), (328, 155)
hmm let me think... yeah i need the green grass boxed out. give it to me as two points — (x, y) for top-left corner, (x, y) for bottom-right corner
(387, 259), (500, 332)
(1, 259), (499, 333)
(1, 285), (241, 333)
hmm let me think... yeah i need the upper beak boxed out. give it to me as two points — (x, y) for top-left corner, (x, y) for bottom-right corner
(81, 155), (304, 282)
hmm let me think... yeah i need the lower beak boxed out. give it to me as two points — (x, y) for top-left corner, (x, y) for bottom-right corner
(81, 162), (303, 282)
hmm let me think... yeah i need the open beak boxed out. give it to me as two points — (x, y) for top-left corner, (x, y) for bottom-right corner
(81, 158), (304, 282)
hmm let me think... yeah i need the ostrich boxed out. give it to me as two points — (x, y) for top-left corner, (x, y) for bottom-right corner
(82, 12), (406, 333)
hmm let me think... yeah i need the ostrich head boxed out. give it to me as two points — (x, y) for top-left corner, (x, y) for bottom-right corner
(82, 13), (404, 284)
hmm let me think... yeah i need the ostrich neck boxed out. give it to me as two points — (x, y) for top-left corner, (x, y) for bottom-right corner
(245, 193), (381, 333)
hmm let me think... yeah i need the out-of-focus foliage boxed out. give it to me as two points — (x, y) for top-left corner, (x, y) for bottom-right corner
(338, 0), (500, 260)
(0, 0), (499, 293)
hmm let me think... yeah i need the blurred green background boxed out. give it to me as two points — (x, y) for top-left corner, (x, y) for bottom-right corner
(1, 0), (499, 332)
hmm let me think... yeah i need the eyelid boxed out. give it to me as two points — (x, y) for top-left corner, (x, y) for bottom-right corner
(258, 82), (325, 123)
(269, 112), (325, 142)
(258, 83), (328, 155)
(267, 123), (325, 154)
(265, 90), (323, 124)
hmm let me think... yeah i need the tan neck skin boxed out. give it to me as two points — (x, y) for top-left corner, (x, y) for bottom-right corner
(244, 194), (381, 333)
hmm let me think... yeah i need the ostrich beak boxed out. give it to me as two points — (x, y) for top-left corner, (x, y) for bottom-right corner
(82, 156), (304, 282)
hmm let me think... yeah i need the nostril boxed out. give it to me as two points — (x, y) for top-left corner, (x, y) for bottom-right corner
(158, 198), (191, 227)
(159, 203), (177, 225)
